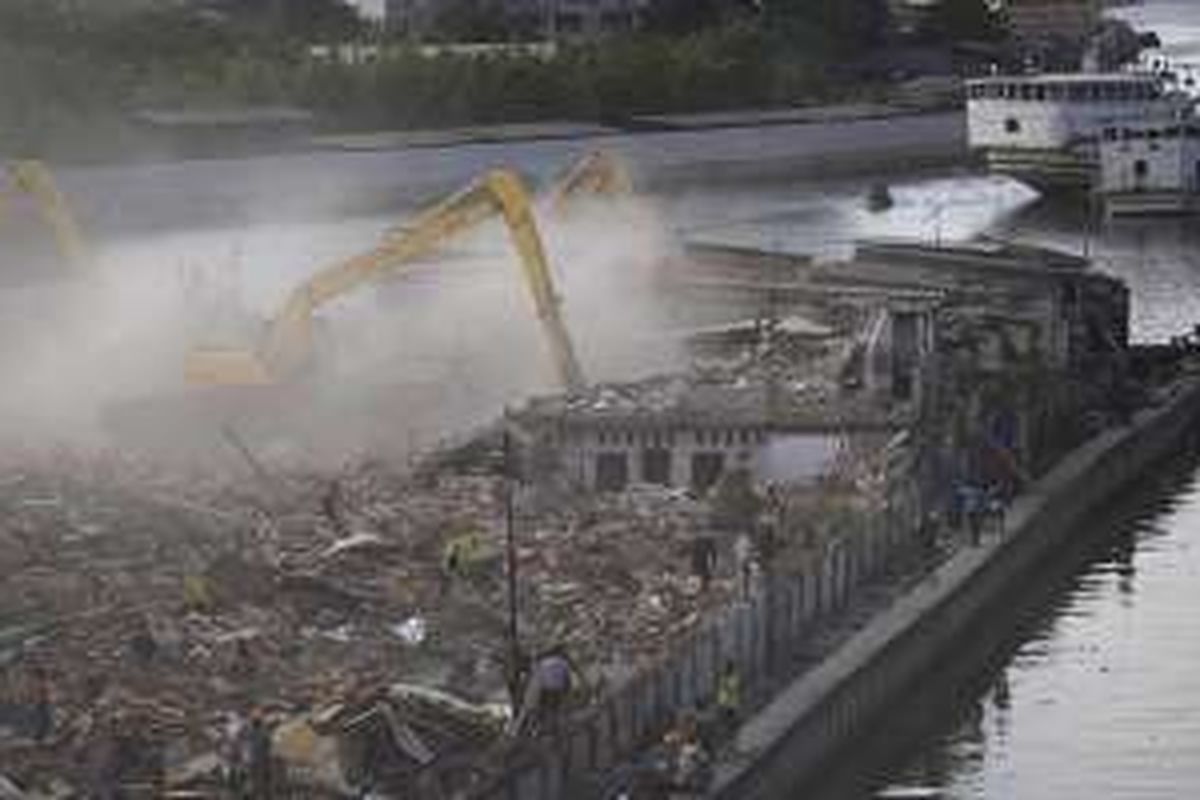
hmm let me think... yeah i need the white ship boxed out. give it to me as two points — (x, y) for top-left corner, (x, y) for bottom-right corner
(965, 71), (1190, 187)
(1097, 113), (1200, 216)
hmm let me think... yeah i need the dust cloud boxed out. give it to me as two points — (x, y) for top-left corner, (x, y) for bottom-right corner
(0, 188), (684, 465)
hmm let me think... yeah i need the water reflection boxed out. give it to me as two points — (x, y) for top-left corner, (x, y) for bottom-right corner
(840, 447), (1200, 800)
(997, 201), (1200, 341)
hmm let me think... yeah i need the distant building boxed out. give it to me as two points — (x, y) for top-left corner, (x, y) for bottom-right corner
(375, 0), (646, 38)
(1001, 0), (1100, 42)
(888, 0), (940, 37)
(542, 0), (645, 38)
(381, 0), (436, 36)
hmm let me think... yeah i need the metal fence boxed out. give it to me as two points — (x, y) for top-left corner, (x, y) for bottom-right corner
(469, 497), (921, 800)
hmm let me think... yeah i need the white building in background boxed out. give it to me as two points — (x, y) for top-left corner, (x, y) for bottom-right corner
(965, 72), (1189, 186)
(1001, 0), (1099, 42)
(358, 0), (645, 38)
(1098, 116), (1200, 216)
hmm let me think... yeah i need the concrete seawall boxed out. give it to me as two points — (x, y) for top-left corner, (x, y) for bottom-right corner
(712, 373), (1200, 799)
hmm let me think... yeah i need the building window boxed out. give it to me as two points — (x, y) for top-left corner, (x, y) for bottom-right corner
(595, 452), (629, 492)
(1005, 117), (1021, 134)
(641, 448), (672, 486)
(691, 452), (725, 494)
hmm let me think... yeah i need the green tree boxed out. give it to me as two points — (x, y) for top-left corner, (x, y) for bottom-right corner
(766, 0), (888, 59)
(924, 0), (1002, 42)
(429, 0), (513, 42)
(643, 0), (758, 36)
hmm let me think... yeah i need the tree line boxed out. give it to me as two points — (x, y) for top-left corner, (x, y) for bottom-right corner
(0, 0), (1001, 161)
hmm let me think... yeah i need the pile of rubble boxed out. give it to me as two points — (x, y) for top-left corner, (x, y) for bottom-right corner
(0, 442), (742, 796)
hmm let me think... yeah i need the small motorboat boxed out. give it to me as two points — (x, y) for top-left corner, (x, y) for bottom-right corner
(867, 182), (895, 212)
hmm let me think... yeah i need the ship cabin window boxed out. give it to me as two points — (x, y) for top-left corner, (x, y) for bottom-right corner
(1005, 117), (1021, 134)
(1020, 85), (1034, 100)
(1034, 85), (1046, 101)
(1103, 127), (1118, 142)
(1164, 127), (1181, 139)
(1134, 160), (1149, 180)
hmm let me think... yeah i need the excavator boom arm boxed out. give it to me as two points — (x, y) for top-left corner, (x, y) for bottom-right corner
(237, 170), (583, 390)
(547, 151), (634, 216)
(2, 161), (91, 274)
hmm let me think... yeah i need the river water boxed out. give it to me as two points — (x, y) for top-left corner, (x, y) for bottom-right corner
(804, 3), (1200, 798)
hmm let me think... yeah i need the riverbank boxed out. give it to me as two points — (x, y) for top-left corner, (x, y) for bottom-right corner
(710, 363), (1200, 799)
(308, 103), (942, 153)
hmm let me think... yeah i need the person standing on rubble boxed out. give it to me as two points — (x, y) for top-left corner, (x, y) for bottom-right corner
(734, 531), (754, 600)
(532, 646), (580, 735)
(27, 665), (52, 743)
(715, 660), (741, 738)
(664, 711), (711, 797)
(959, 482), (986, 546)
(223, 711), (249, 797)
(441, 528), (484, 597)
(245, 708), (276, 799)
(322, 478), (349, 536)
(691, 534), (717, 591)
(755, 514), (778, 571)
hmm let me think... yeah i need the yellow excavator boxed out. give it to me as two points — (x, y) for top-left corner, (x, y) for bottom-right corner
(545, 150), (635, 216)
(185, 167), (587, 394)
(0, 160), (91, 277)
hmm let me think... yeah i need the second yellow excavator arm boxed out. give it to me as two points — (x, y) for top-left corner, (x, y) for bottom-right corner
(186, 169), (585, 392)
(546, 150), (635, 217)
(1, 160), (92, 274)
